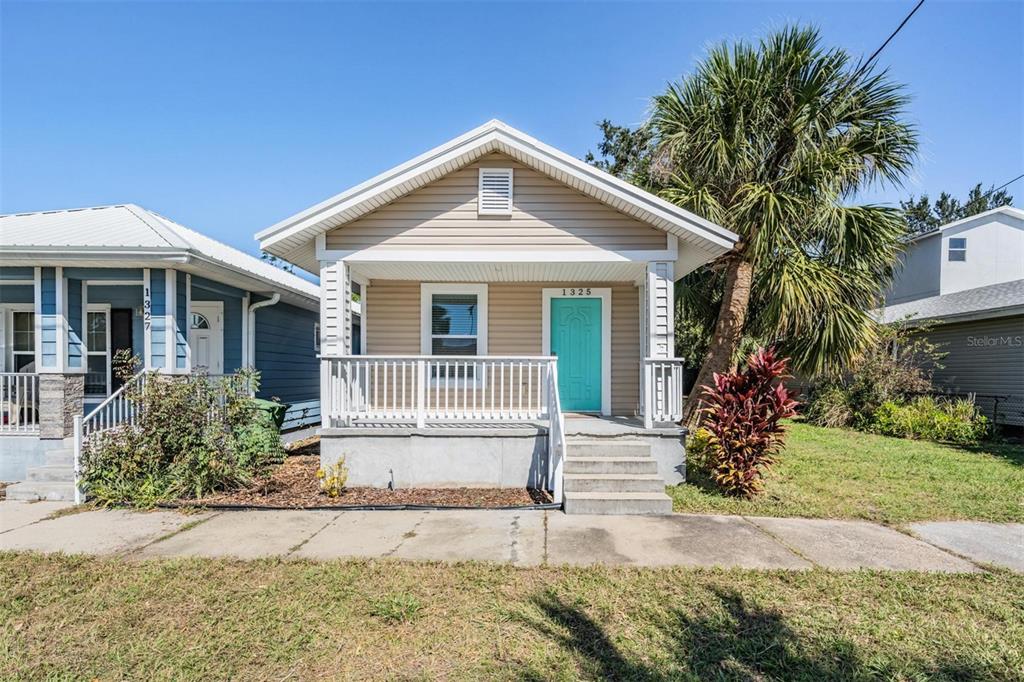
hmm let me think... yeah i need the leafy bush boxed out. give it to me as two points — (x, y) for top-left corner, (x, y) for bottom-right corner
(81, 362), (284, 506)
(701, 347), (798, 498)
(804, 322), (943, 428)
(317, 458), (349, 498)
(869, 396), (989, 445)
(684, 427), (716, 474)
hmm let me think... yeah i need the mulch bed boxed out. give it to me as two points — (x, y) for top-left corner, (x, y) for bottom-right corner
(187, 451), (552, 509)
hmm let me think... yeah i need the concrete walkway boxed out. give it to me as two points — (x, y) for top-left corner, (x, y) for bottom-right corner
(1, 501), (1019, 572)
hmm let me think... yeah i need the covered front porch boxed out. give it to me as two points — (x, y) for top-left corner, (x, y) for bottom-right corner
(317, 259), (689, 508)
(320, 259), (687, 431)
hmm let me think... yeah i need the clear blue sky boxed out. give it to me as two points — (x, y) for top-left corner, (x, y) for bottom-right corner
(3, 1), (1022, 272)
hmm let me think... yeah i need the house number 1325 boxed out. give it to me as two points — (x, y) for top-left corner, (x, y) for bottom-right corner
(562, 288), (592, 296)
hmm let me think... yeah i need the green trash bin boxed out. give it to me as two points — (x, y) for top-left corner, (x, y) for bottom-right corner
(252, 398), (289, 430)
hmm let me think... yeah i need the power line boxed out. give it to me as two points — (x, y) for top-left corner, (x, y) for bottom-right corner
(860, 0), (926, 74)
(982, 172), (1024, 198)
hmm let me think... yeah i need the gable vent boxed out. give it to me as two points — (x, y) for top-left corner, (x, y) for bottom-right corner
(478, 168), (514, 215)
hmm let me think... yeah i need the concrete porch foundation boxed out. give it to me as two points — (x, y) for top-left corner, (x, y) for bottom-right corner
(319, 416), (686, 491)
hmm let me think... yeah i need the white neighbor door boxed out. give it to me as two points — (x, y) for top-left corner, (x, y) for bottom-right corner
(189, 302), (224, 374)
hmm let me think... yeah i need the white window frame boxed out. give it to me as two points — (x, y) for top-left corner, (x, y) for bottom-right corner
(313, 322), (321, 353)
(85, 304), (112, 397)
(948, 237), (967, 262)
(3, 305), (37, 373)
(420, 283), (488, 386)
(477, 167), (514, 215)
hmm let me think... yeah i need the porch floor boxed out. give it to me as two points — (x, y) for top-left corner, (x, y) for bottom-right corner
(319, 414), (683, 437)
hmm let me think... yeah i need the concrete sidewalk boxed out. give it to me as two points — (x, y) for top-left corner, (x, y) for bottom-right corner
(1, 501), (1018, 572)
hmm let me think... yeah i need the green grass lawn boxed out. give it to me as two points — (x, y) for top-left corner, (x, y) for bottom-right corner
(2, 553), (1022, 681)
(669, 421), (1024, 524)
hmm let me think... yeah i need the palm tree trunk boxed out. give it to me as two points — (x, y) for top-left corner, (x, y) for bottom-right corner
(680, 255), (754, 426)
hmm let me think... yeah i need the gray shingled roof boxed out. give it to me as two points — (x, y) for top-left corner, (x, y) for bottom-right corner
(878, 279), (1024, 324)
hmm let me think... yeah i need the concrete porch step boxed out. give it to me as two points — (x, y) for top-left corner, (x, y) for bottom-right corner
(45, 449), (74, 466)
(565, 439), (651, 458)
(563, 473), (665, 493)
(5, 481), (76, 502)
(563, 491), (673, 515)
(26, 465), (74, 483)
(563, 457), (658, 475)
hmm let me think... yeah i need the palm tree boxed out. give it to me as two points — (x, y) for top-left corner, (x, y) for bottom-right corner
(648, 26), (918, 423)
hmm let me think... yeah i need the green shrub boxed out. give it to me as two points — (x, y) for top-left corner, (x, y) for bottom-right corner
(869, 396), (989, 445)
(804, 322), (944, 428)
(685, 428), (716, 474)
(803, 385), (854, 429)
(81, 364), (284, 506)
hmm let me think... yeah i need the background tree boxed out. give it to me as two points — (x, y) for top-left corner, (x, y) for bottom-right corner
(901, 183), (1014, 235)
(261, 251), (294, 273)
(591, 26), (918, 423)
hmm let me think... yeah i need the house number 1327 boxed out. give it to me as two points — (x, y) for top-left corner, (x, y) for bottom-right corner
(562, 288), (592, 296)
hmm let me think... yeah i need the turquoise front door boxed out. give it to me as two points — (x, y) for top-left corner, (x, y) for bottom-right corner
(550, 297), (602, 412)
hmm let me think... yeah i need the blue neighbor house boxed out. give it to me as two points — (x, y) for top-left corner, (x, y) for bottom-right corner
(0, 204), (321, 497)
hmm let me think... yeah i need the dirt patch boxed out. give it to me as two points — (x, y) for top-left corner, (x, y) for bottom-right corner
(189, 455), (551, 508)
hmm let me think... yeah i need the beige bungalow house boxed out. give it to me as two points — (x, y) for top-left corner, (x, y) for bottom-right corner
(258, 120), (736, 514)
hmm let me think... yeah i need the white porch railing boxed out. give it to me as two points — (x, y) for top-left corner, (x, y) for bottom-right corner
(545, 362), (566, 504)
(0, 373), (39, 434)
(73, 371), (148, 504)
(642, 358), (686, 428)
(323, 355), (555, 427)
(322, 355), (565, 503)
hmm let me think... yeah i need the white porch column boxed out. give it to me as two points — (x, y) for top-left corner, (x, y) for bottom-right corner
(644, 261), (675, 428)
(320, 260), (350, 428)
(645, 261), (675, 359)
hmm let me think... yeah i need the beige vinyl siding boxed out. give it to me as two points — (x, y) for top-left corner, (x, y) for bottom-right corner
(326, 153), (667, 253)
(365, 280), (641, 415)
(365, 280), (420, 354)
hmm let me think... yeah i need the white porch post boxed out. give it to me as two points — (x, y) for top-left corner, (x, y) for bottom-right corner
(320, 260), (350, 428)
(644, 261), (675, 428)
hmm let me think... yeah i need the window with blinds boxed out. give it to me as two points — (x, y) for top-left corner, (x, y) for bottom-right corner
(431, 293), (479, 379)
(478, 168), (513, 215)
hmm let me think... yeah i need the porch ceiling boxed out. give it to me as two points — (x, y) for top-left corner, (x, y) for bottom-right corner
(348, 260), (647, 283)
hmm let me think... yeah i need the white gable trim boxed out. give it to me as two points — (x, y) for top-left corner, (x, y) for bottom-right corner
(257, 120), (737, 270)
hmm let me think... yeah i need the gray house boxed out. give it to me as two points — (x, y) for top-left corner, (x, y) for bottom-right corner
(0, 204), (322, 497)
(880, 206), (1024, 425)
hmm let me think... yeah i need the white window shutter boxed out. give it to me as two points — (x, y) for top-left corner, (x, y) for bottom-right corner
(478, 168), (513, 215)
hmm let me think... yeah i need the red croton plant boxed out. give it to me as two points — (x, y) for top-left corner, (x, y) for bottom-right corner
(700, 347), (799, 498)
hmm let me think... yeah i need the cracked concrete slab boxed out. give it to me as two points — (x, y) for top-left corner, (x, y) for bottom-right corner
(547, 513), (811, 568)
(908, 521), (1023, 572)
(0, 508), (207, 555)
(748, 517), (979, 572)
(138, 510), (337, 559)
(0, 501), (73, 534)
(292, 510), (429, 560)
(392, 510), (546, 565)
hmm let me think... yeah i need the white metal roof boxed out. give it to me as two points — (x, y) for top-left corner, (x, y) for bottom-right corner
(257, 119), (738, 272)
(0, 204), (319, 305)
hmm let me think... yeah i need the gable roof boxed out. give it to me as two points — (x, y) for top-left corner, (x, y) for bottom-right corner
(911, 205), (1024, 242)
(257, 119), (738, 272)
(877, 279), (1024, 325)
(0, 204), (319, 306)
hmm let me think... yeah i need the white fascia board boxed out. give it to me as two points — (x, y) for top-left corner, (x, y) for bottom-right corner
(257, 123), (502, 246)
(910, 206), (1024, 242)
(318, 246), (678, 264)
(256, 120), (738, 257)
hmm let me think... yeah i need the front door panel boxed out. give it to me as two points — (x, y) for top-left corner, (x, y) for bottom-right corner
(550, 298), (602, 412)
